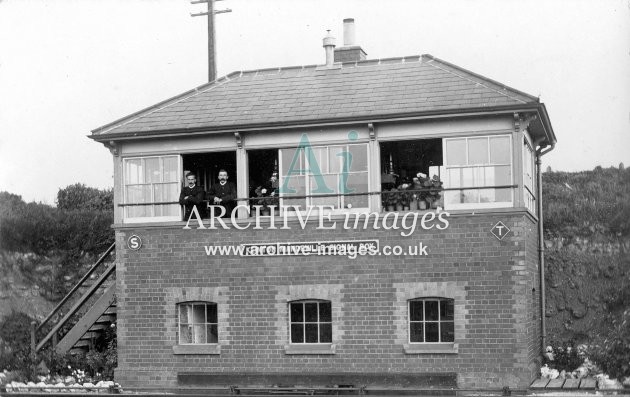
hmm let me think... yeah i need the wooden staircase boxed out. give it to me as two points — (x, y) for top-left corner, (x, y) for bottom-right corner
(32, 243), (116, 355)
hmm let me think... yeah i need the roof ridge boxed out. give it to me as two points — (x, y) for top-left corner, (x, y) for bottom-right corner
(92, 72), (243, 135)
(423, 54), (538, 103)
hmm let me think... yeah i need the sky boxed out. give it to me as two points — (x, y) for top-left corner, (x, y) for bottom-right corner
(0, 0), (629, 205)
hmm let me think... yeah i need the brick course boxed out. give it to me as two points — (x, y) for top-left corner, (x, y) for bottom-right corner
(114, 211), (541, 389)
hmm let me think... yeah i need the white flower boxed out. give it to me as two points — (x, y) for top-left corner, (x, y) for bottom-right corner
(401, 183), (409, 189)
(417, 172), (427, 179)
(347, 204), (352, 209)
(261, 188), (267, 194)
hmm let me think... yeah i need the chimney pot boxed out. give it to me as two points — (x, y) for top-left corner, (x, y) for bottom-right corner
(343, 18), (355, 46)
(322, 30), (336, 67)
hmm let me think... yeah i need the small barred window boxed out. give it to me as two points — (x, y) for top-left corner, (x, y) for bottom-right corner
(289, 300), (332, 344)
(178, 302), (218, 344)
(409, 298), (454, 343)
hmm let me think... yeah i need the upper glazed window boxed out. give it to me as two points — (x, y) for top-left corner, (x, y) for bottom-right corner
(442, 135), (513, 209)
(123, 155), (181, 222)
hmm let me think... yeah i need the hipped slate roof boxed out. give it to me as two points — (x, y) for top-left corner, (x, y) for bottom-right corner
(92, 54), (553, 142)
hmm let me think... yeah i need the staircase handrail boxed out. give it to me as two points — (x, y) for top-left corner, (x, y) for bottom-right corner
(36, 243), (115, 333)
(36, 260), (116, 352)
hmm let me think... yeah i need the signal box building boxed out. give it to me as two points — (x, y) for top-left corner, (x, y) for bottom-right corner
(91, 26), (556, 391)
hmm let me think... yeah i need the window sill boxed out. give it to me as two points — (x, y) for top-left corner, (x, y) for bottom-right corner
(284, 344), (335, 355)
(172, 344), (221, 355)
(403, 343), (458, 354)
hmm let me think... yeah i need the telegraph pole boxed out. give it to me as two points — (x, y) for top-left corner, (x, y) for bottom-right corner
(191, 0), (232, 82)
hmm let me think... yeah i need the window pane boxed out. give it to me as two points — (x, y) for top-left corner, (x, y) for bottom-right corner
(410, 322), (423, 342)
(193, 305), (205, 324)
(305, 324), (318, 343)
(194, 324), (206, 343)
(162, 156), (179, 182)
(440, 300), (454, 321)
(445, 139), (466, 166)
(444, 190), (462, 205)
(462, 189), (479, 204)
(179, 305), (188, 324)
(479, 188), (495, 203)
(468, 138), (488, 165)
(329, 146), (344, 174)
(207, 324), (218, 343)
(281, 148), (302, 176)
(180, 325), (192, 344)
(281, 174), (306, 208)
(308, 147), (328, 174)
(144, 158), (160, 183)
(290, 303), (303, 323)
(410, 301), (423, 321)
(319, 323), (332, 343)
(490, 136), (511, 164)
(446, 168), (461, 188)
(310, 174), (337, 207)
(495, 187), (512, 202)
(207, 304), (217, 323)
(441, 321), (455, 342)
(125, 159), (142, 184)
(344, 172), (369, 208)
(291, 324), (304, 343)
(494, 165), (512, 185)
(319, 302), (331, 322)
(348, 144), (368, 172)
(425, 322), (439, 342)
(425, 301), (439, 321)
(304, 303), (318, 322)
(461, 168), (473, 187)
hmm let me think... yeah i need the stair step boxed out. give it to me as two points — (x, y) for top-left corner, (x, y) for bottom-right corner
(88, 324), (109, 331)
(103, 306), (117, 315)
(79, 331), (101, 340)
(69, 347), (88, 355)
(74, 340), (90, 347)
(96, 314), (116, 323)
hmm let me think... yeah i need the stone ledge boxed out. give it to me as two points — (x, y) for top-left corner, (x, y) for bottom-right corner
(284, 344), (335, 355)
(172, 344), (220, 355)
(403, 343), (458, 354)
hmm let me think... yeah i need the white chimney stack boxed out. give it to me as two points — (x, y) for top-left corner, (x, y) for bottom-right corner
(322, 30), (336, 67)
(343, 18), (356, 46)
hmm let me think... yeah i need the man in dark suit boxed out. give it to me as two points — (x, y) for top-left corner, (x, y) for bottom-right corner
(207, 169), (237, 217)
(179, 172), (205, 220)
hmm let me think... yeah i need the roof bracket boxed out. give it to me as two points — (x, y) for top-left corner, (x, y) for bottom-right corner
(234, 132), (243, 149)
(106, 140), (119, 156)
(368, 123), (376, 141)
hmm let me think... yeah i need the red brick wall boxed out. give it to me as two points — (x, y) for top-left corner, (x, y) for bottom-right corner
(113, 211), (540, 389)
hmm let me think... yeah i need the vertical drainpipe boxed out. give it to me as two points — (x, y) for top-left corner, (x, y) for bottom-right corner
(536, 142), (555, 354)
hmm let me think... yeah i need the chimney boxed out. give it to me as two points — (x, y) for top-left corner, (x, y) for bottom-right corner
(334, 18), (367, 63)
(322, 30), (336, 67)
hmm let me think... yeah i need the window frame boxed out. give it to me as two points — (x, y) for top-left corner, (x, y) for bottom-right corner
(122, 154), (182, 223)
(177, 301), (219, 346)
(407, 297), (455, 345)
(288, 300), (333, 345)
(278, 143), (371, 214)
(522, 132), (536, 214)
(442, 134), (514, 210)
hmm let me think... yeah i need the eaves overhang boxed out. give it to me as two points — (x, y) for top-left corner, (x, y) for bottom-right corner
(89, 102), (555, 147)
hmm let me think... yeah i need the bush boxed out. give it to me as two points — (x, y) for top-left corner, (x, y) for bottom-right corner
(0, 312), (38, 380)
(544, 340), (584, 372)
(590, 309), (630, 379)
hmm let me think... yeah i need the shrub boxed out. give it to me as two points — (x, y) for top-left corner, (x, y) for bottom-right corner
(589, 309), (630, 379)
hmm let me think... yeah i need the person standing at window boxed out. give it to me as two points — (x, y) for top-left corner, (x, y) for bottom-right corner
(207, 169), (237, 217)
(179, 172), (205, 220)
